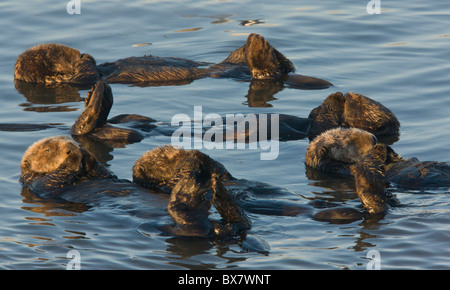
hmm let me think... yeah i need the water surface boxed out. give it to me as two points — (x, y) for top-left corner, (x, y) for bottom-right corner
(0, 0), (449, 270)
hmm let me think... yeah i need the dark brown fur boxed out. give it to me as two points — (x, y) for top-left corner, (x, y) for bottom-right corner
(132, 145), (232, 192)
(14, 43), (99, 84)
(19, 136), (114, 194)
(351, 144), (392, 215)
(70, 80), (144, 146)
(19, 137), (252, 238)
(15, 34), (331, 89)
(305, 128), (378, 176)
(308, 92), (400, 141)
(306, 126), (450, 189)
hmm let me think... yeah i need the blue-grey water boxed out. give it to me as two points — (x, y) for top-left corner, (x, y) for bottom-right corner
(0, 0), (449, 270)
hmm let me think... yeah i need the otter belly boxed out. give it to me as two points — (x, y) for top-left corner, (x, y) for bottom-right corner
(98, 56), (209, 85)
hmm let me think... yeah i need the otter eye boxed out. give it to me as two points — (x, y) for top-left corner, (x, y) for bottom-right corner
(67, 149), (71, 154)
(372, 135), (378, 145)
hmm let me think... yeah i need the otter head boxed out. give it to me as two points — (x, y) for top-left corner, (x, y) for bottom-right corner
(305, 128), (378, 175)
(14, 43), (99, 85)
(132, 145), (231, 192)
(20, 136), (114, 191)
(20, 136), (83, 176)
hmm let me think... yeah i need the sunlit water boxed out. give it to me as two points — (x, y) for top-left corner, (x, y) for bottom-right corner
(0, 0), (449, 270)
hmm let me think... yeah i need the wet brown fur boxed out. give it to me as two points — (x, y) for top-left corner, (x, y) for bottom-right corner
(14, 43), (99, 84)
(309, 92), (400, 140)
(19, 136), (114, 193)
(70, 80), (144, 145)
(15, 34), (330, 88)
(20, 138), (251, 238)
(132, 145), (232, 192)
(305, 128), (378, 176)
(351, 144), (391, 215)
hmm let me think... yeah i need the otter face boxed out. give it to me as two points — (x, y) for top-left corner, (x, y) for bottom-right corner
(21, 136), (83, 175)
(15, 44), (99, 84)
(305, 128), (377, 171)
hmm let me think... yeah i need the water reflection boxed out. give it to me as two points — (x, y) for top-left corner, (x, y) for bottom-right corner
(14, 79), (85, 113)
(21, 187), (91, 217)
(243, 79), (283, 107)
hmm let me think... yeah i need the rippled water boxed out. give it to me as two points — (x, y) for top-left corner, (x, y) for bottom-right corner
(0, 0), (449, 270)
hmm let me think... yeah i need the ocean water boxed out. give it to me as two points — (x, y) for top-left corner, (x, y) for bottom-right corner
(0, 0), (449, 270)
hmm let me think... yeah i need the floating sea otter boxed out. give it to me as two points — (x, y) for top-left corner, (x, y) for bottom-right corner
(14, 34), (332, 89)
(305, 127), (450, 189)
(131, 144), (399, 222)
(19, 136), (253, 239)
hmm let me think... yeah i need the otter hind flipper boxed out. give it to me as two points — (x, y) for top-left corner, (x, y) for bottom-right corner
(244, 33), (295, 80)
(71, 80), (113, 136)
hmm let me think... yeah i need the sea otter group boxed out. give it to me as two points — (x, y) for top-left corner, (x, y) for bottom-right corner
(14, 34), (450, 250)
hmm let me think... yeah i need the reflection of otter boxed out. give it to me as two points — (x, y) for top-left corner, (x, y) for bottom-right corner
(305, 128), (450, 189)
(308, 92), (400, 143)
(19, 136), (252, 239)
(15, 34), (332, 89)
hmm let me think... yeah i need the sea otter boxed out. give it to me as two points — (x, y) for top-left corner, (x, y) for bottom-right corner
(14, 34), (332, 89)
(315, 144), (401, 220)
(131, 145), (392, 222)
(19, 136), (252, 239)
(308, 92), (400, 142)
(305, 127), (450, 189)
(305, 128), (378, 177)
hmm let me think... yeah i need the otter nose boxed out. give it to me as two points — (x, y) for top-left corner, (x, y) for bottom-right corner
(372, 134), (378, 145)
